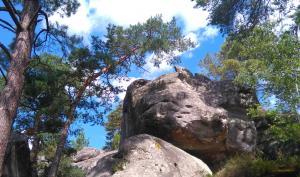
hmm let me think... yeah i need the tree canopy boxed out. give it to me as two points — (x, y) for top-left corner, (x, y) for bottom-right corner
(193, 0), (298, 34)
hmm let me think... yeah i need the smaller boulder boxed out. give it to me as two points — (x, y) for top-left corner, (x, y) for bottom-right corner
(73, 147), (103, 163)
(72, 148), (116, 172)
(87, 134), (212, 177)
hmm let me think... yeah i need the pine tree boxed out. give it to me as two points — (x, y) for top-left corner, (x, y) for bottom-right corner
(0, 1), (79, 174)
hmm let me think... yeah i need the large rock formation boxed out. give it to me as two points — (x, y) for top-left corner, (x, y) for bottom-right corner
(2, 133), (32, 177)
(121, 70), (257, 164)
(76, 134), (211, 177)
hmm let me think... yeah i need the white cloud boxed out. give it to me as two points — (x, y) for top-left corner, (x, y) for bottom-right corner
(185, 32), (199, 44)
(48, 0), (217, 80)
(50, 0), (210, 36)
(141, 53), (175, 80)
(111, 77), (139, 99)
(49, 0), (92, 35)
(89, 0), (209, 33)
(202, 26), (219, 38)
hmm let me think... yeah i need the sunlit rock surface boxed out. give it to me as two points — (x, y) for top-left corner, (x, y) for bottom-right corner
(82, 134), (211, 177)
(121, 70), (257, 164)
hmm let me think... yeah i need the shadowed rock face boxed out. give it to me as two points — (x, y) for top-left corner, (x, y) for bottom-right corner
(121, 71), (257, 164)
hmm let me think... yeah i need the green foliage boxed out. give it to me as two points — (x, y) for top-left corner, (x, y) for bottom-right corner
(247, 105), (300, 157)
(112, 159), (127, 173)
(294, 5), (300, 25)
(36, 132), (86, 177)
(192, 0), (295, 34)
(15, 54), (71, 132)
(71, 130), (89, 151)
(103, 104), (122, 150)
(200, 25), (300, 112)
(213, 154), (300, 177)
(57, 156), (85, 177)
(12, 0), (79, 17)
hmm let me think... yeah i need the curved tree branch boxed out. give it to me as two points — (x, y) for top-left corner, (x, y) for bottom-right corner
(0, 6), (7, 12)
(39, 10), (49, 30)
(72, 47), (139, 107)
(7, 0), (20, 19)
(32, 10), (50, 57)
(0, 6), (21, 15)
(0, 23), (15, 33)
(2, 0), (21, 30)
(0, 19), (15, 32)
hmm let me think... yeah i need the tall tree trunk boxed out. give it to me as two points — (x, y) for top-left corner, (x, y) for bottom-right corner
(0, 0), (39, 175)
(47, 113), (74, 177)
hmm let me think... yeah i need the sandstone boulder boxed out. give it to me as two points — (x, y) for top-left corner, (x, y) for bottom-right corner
(73, 147), (103, 163)
(121, 71), (257, 164)
(73, 148), (117, 172)
(86, 134), (211, 177)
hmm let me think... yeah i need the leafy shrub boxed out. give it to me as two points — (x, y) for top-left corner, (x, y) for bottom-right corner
(213, 154), (300, 177)
(58, 156), (86, 177)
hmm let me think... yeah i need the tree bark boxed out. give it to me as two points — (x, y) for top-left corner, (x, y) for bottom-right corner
(47, 112), (74, 177)
(0, 0), (39, 175)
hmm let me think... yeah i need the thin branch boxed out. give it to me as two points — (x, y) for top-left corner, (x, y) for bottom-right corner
(0, 42), (12, 61)
(72, 47), (139, 107)
(39, 10), (49, 30)
(33, 29), (48, 56)
(7, 0), (20, 19)
(0, 23), (15, 33)
(2, 0), (21, 30)
(0, 6), (7, 12)
(0, 18), (15, 32)
(0, 66), (7, 84)
(0, 6), (21, 15)
(32, 10), (50, 57)
(34, 29), (48, 46)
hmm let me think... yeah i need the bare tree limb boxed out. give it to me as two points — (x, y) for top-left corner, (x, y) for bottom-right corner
(0, 42), (11, 61)
(0, 6), (21, 14)
(33, 29), (48, 57)
(0, 23), (15, 33)
(0, 67), (7, 84)
(39, 10), (49, 30)
(72, 47), (139, 107)
(7, 0), (20, 19)
(2, 0), (22, 30)
(0, 6), (7, 12)
(0, 19), (15, 32)
(32, 10), (50, 57)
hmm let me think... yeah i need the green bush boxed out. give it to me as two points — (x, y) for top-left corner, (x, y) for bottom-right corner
(58, 156), (86, 177)
(213, 154), (300, 177)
